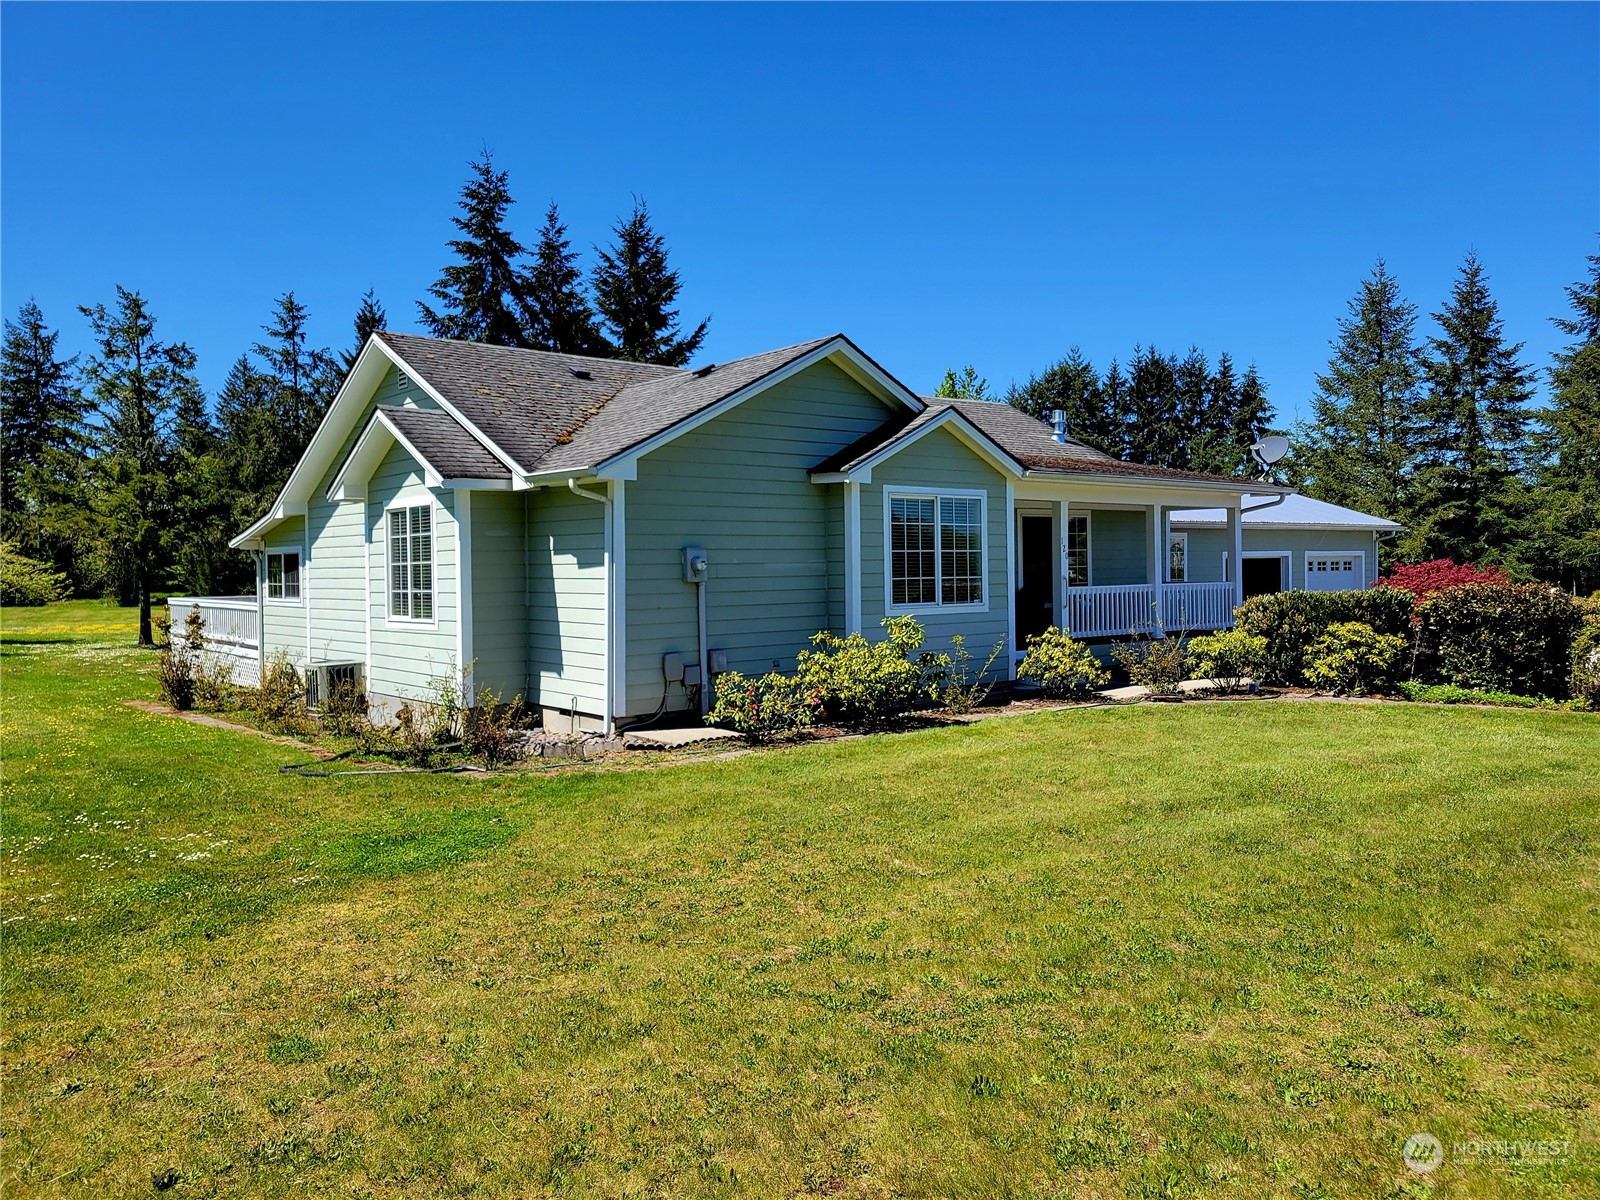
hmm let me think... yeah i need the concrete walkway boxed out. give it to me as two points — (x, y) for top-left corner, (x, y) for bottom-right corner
(623, 725), (744, 750)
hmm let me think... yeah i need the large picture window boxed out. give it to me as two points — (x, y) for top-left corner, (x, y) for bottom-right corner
(888, 492), (985, 609)
(1066, 515), (1090, 587)
(266, 551), (301, 601)
(388, 504), (434, 621)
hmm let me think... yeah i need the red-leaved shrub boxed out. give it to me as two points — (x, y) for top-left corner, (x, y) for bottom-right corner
(1381, 559), (1509, 600)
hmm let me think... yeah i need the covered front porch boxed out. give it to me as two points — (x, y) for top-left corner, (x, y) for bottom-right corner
(1013, 494), (1246, 644)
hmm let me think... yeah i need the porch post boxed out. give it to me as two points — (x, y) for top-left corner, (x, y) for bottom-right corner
(1148, 503), (1164, 628)
(1227, 502), (1244, 611)
(1053, 499), (1068, 637)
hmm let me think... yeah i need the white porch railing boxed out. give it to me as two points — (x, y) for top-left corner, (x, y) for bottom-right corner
(1063, 583), (1237, 638)
(165, 596), (259, 653)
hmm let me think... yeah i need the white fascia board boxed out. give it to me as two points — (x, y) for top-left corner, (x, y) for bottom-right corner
(1016, 473), (1290, 504)
(595, 338), (925, 479)
(327, 409), (445, 501)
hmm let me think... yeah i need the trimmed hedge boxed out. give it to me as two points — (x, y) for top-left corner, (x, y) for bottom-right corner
(1233, 588), (1414, 686)
(1416, 583), (1582, 700)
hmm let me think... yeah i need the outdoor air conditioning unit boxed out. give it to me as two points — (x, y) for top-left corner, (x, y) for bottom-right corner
(304, 661), (364, 710)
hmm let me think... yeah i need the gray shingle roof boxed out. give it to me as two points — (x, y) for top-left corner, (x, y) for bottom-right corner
(378, 405), (511, 480)
(933, 398), (1115, 465)
(377, 331), (847, 476)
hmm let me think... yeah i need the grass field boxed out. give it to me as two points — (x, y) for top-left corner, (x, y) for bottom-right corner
(3, 600), (1598, 1198)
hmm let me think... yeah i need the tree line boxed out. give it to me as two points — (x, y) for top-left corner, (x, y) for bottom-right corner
(0, 151), (709, 641)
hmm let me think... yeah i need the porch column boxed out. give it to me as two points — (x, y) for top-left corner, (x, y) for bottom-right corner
(1052, 499), (1068, 637)
(1227, 502), (1244, 610)
(1147, 503), (1164, 628)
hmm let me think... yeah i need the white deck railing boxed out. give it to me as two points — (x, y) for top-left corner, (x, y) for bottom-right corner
(165, 596), (259, 653)
(1063, 583), (1237, 638)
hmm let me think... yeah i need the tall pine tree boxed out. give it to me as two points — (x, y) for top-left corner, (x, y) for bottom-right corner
(252, 292), (340, 483)
(527, 203), (609, 356)
(1293, 261), (1423, 526)
(591, 198), (709, 365)
(1409, 253), (1537, 565)
(933, 365), (990, 399)
(0, 300), (87, 584)
(341, 288), (387, 371)
(1533, 248), (1600, 591)
(1004, 349), (1122, 455)
(79, 288), (202, 644)
(418, 151), (537, 347)
(1123, 345), (1179, 466)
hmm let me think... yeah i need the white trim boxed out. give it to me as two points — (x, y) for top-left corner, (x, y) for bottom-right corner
(563, 478), (615, 733)
(598, 338), (924, 478)
(1227, 504), (1244, 608)
(882, 485), (991, 615)
(363, 509), (373, 686)
(611, 479), (627, 719)
(1147, 504), (1164, 592)
(844, 481), (862, 635)
(1004, 480), (1016, 678)
(455, 489), (473, 705)
(1227, 549), (1292, 594)
(264, 546), (304, 606)
(382, 496), (440, 630)
(379, 340), (528, 481)
(1302, 549), (1367, 592)
(1167, 530), (1188, 584)
(812, 407), (1025, 484)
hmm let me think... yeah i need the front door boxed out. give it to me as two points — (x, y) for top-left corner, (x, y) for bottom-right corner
(1016, 514), (1055, 648)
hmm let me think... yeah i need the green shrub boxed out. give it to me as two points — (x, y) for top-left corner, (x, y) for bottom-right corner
(795, 615), (947, 728)
(1234, 589), (1414, 686)
(1571, 616), (1600, 710)
(1187, 629), (1267, 693)
(1303, 622), (1407, 695)
(1111, 634), (1189, 696)
(1415, 583), (1582, 699)
(0, 540), (67, 606)
(707, 670), (823, 742)
(156, 608), (208, 710)
(1397, 681), (1566, 710)
(1017, 626), (1109, 699)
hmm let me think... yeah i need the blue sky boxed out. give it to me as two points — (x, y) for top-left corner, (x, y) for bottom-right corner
(3, 2), (1594, 424)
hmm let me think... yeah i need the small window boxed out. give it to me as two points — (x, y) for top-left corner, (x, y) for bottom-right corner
(1168, 532), (1188, 583)
(888, 492), (985, 609)
(266, 551), (301, 601)
(1066, 515), (1090, 588)
(389, 504), (434, 621)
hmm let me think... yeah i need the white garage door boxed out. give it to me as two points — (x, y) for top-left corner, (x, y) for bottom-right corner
(1305, 553), (1364, 591)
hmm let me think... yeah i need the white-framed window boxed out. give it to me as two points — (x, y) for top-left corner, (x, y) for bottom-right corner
(1066, 514), (1091, 588)
(388, 502), (435, 621)
(265, 550), (301, 602)
(887, 490), (987, 610)
(1168, 532), (1188, 583)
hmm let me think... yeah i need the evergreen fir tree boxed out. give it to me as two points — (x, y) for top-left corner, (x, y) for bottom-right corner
(1186, 352), (1241, 476)
(527, 203), (610, 356)
(78, 288), (201, 644)
(591, 198), (709, 365)
(0, 301), (87, 582)
(1410, 253), (1537, 565)
(1123, 346), (1179, 466)
(1100, 358), (1130, 460)
(1230, 365), (1274, 457)
(417, 151), (537, 347)
(1533, 248), (1600, 591)
(169, 389), (244, 595)
(341, 289), (387, 371)
(934, 365), (990, 400)
(1171, 346), (1212, 471)
(252, 292), (340, 483)
(1004, 349), (1120, 455)
(1293, 261), (1423, 525)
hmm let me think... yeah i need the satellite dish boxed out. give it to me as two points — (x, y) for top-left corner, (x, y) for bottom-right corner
(1250, 436), (1290, 467)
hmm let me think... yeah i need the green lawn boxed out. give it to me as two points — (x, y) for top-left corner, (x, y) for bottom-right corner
(3, 600), (1598, 1198)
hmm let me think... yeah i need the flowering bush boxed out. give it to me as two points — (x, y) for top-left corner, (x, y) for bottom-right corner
(1303, 622), (1407, 695)
(1187, 629), (1267, 693)
(795, 615), (948, 728)
(1234, 589), (1414, 686)
(706, 670), (823, 742)
(1017, 626), (1108, 699)
(1380, 559), (1509, 601)
(1416, 583), (1582, 699)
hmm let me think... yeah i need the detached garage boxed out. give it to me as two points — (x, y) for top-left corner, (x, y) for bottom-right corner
(1166, 494), (1403, 596)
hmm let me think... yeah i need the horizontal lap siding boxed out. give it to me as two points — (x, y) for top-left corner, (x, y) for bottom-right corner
(529, 486), (607, 717)
(624, 360), (893, 716)
(1177, 527), (1380, 590)
(260, 516), (307, 663)
(470, 490), (530, 701)
(307, 498), (365, 663)
(1089, 509), (1146, 585)
(861, 426), (1010, 662)
(367, 442), (458, 700)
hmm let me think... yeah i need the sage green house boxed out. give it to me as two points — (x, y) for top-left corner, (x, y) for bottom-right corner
(175, 331), (1384, 732)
